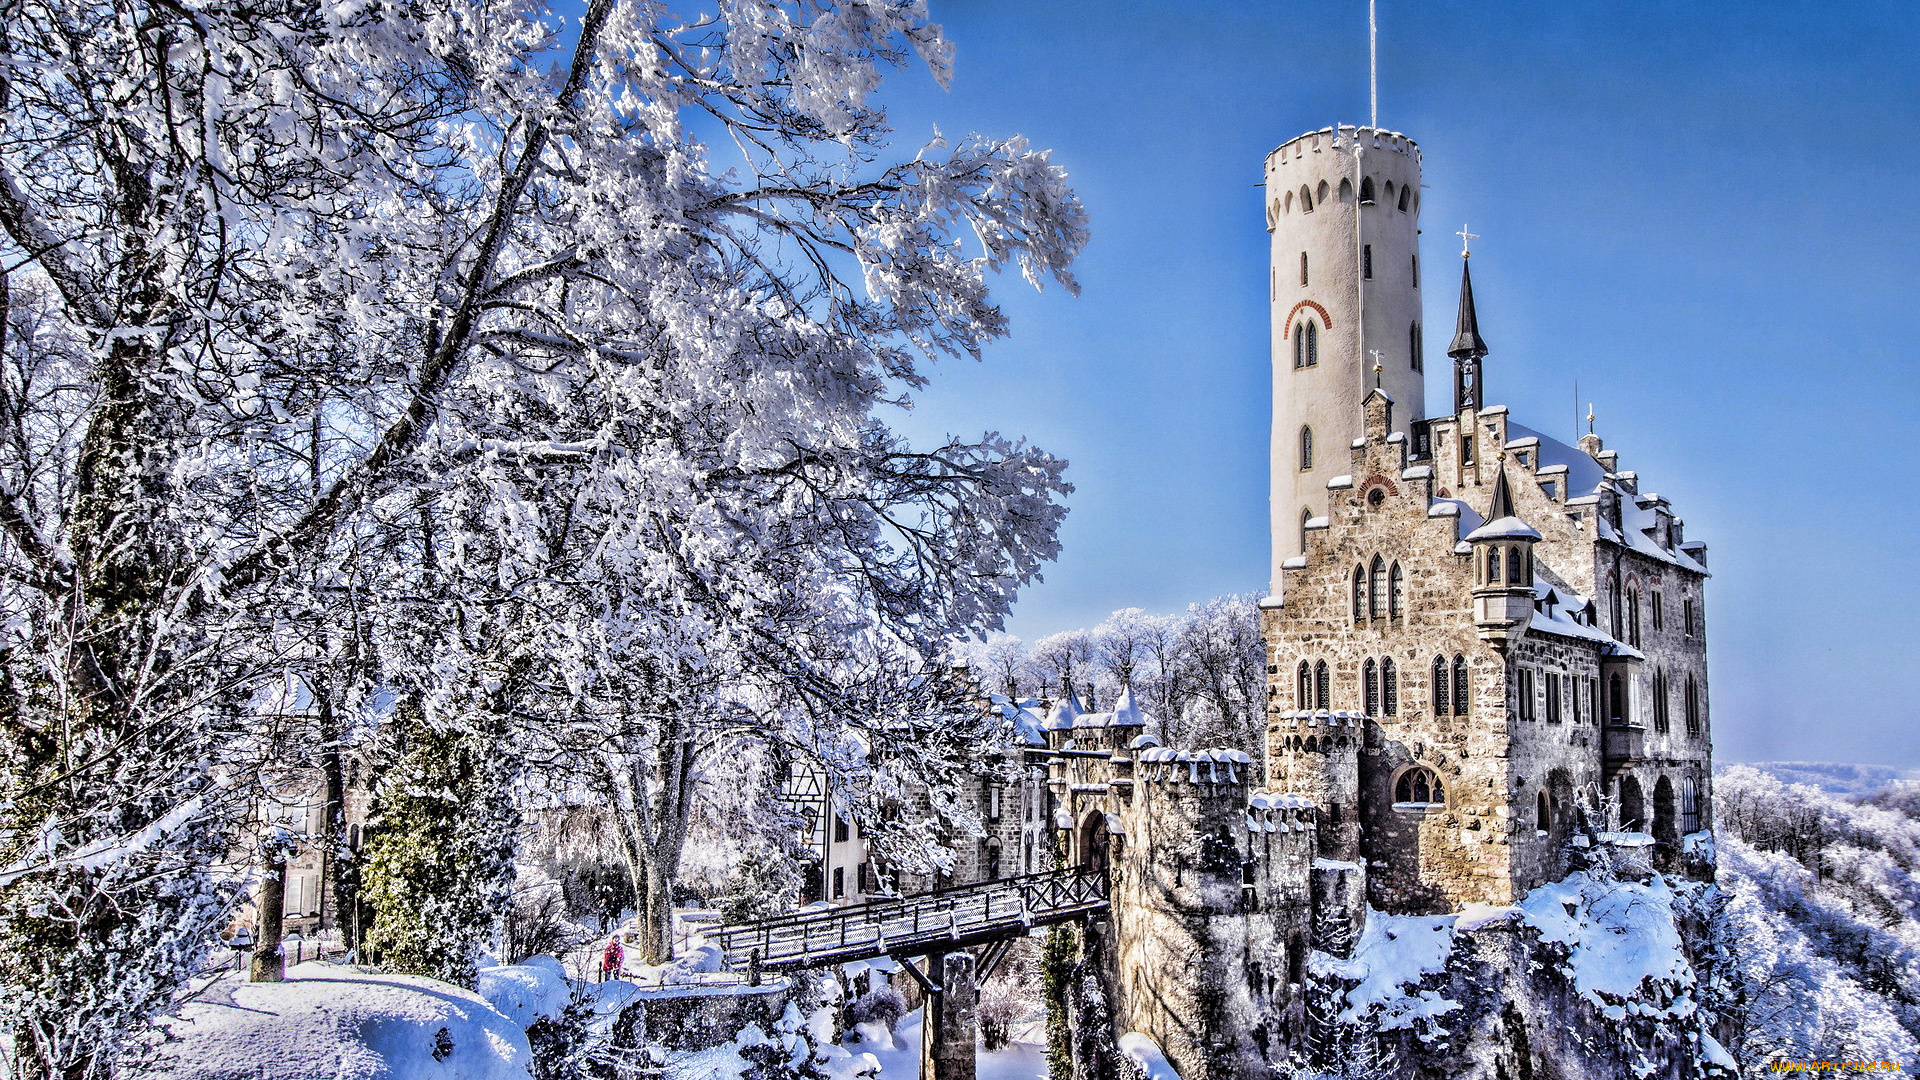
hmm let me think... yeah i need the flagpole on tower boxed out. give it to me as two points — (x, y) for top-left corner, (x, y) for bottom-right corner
(1369, 0), (1378, 130)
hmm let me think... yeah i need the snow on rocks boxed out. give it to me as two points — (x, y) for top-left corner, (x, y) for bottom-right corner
(1315, 912), (1462, 1031)
(1118, 1032), (1181, 1080)
(1518, 871), (1693, 1018)
(476, 956), (572, 1030)
(144, 962), (533, 1080)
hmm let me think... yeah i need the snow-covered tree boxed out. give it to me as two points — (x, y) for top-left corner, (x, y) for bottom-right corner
(0, 0), (1085, 1071)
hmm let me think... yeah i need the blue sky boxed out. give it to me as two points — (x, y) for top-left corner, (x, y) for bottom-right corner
(865, 1), (1920, 767)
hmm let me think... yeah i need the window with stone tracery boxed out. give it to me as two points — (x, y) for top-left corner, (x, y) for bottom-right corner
(1368, 556), (1386, 618)
(1432, 656), (1450, 716)
(1389, 563), (1405, 617)
(1297, 661), (1312, 710)
(1395, 766), (1444, 807)
(1382, 658), (1398, 716)
(1364, 659), (1379, 716)
(1452, 656), (1470, 716)
(1314, 661), (1330, 710)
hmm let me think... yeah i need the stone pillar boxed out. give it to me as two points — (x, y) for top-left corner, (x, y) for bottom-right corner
(919, 951), (978, 1080)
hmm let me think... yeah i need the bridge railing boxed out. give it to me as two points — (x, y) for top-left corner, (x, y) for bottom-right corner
(710, 866), (1109, 969)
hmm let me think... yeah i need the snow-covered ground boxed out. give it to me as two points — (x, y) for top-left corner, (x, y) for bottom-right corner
(831, 1012), (1047, 1080)
(143, 962), (534, 1080)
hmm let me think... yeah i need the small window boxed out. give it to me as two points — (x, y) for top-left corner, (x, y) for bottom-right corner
(1337, 178), (1352, 202)
(1368, 556), (1387, 618)
(1299, 426), (1314, 470)
(834, 816), (850, 843)
(1300, 185), (1314, 213)
(1359, 176), (1376, 204)
(1507, 545), (1525, 584)
(1314, 660), (1330, 710)
(1362, 244), (1373, 280)
(1352, 566), (1366, 623)
(1300, 507), (1313, 551)
(1653, 669), (1670, 733)
(1297, 661), (1312, 710)
(1545, 672), (1562, 723)
(1411, 252), (1419, 287)
(1683, 597), (1697, 638)
(1537, 791), (1551, 833)
(1452, 656), (1470, 716)
(1305, 321), (1318, 366)
(1410, 322), (1422, 371)
(1682, 777), (1700, 833)
(1486, 547), (1502, 585)
(1389, 563), (1405, 618)
(832, 866), (846, 899)
(1317, 179), (1330, 205)
(1398, 186), (1411, 212)
(1608, 575), (1623, 637)
(1517, 668), (1535, 720)
(1462, 435), (1475, 466)
(1652, 591), (1664, 631)
(1364, 659), (1380, 716)
(1382, 657), (1398, 716)
(1394, 766), (1444, 807)
(1300, 251), (1309, 286)
(1627, 588), (1643, 647)
(1432, 656), (1450, 717)
(1685, 675), (1701, 737)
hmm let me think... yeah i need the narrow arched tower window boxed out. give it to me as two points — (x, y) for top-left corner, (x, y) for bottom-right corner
(1410, 322), (1422, 371)
(1389, 563), (1405, 617)
(1382, 658), (1398, 716)
(1685, 675), (1701, 736)
(1299, 426), (1313, 470)
(1304, 320), (1318, 366)
(1359, 176), (1376, 204)
(1432, 656), (1450, 716)
(1297, 661), (1312, 710)
(1537, 791), (1551, 833)
(1452, 656), (1470, 716)
(1352, 566), (1365, 623)
(1300, 251), (1309, 286)
(1300, 507), (1313, 551)
(1300, 185), (1313, 212)
(1314, 661), (1330, 710)
(1364, 659), (1379, 716)
(1507, 545), (1525, 584)
(1398, 185), (1411, 212)
(1362, 244), (1373, 280)
(1368, 556), (1386, 618)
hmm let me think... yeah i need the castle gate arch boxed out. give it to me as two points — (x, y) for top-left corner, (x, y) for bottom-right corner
(1652, 776), (1677, 850)
(1078, 811), (1111, 876)
(1617, 776), (1646, 832)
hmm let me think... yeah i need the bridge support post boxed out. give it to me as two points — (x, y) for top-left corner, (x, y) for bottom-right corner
(919, 951), (978, 1080)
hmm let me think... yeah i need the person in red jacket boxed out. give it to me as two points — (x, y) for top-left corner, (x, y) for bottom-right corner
(600, 936), (624, 982)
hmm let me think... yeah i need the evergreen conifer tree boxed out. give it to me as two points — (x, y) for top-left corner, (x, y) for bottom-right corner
(361, 699), (519, 987)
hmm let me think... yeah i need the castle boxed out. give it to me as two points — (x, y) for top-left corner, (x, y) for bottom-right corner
(796, 122), (1716, 1080)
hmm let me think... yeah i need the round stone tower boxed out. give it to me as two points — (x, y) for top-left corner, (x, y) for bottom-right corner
(1265, 126), (1426, 588)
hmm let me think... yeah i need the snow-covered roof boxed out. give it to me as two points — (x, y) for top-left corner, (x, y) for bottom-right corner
(1466, 516), (1541, 542)
(1135, 747), (1251, 785)
(1505, 420), (1608, 498)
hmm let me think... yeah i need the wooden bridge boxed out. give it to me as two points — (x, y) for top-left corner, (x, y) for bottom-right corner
(711, 866), (1109, 972)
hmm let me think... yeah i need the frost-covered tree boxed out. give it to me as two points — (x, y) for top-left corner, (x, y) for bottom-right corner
(0, 0), (1084, 1072)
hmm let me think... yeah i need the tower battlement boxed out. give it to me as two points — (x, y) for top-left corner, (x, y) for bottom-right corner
(1267, 125), (1421, 165)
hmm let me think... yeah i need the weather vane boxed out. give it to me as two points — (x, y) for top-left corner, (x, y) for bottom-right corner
(1369, 349), (1385, 388)
(1587, 403), (1596, 435)
(1456, 224), (1479, 259)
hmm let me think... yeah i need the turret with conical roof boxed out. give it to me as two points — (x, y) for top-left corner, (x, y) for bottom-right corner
(1468, 465), (1539, 648)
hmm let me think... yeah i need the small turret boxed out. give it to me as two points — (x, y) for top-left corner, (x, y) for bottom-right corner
(1466, 466), (1539, 647)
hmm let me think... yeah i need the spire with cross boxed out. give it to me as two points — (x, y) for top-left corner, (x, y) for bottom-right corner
(1449, 239), (1488, 412)
(1456, 224), (1479, 259)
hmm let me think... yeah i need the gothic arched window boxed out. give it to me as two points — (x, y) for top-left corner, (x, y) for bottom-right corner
(1653, 669), (1670, 733)
(1397, 185), (1411, 212)
(1537, 791), (1551, 834)
(1296, 661), (1312, 710)
(1299, 426), (1314, 470)
(1682, 777), (1701, 832)
(1314, 660), (1330, 710)
(1382, 658), (1398, 716)
(1359, 176), (1376, 204)
(1394, 767), (1444, 806)
(1364, 659), (1379, 716)
(1608, 574), (1622, 638)
(1486, 547), (1502, 585)
(1368, 556), (1386, 618)
(1432, 656), (1450, 716)
(1352, 566), (1365, 624)
(1389, 563), (1405, 618)
(1452, 656), (1470, 716)
(1300, 185), (1314, 213)
(1300, 507), (1313, 551)
(1627, 586), (1643, 647)
(1304, 320), (1318, 366)
(1508, 545), (1526, 584)
(1685, 675), (1701, 736)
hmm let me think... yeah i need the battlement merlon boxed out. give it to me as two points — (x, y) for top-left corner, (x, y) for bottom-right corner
(1266, 125), (1421, 168)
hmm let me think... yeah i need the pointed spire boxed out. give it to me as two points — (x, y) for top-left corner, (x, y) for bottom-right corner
(1488, 464), (1516, 521)
(1447, 258), (1488, 360)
